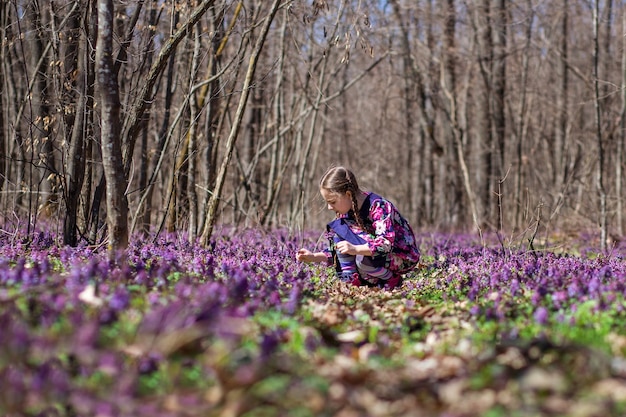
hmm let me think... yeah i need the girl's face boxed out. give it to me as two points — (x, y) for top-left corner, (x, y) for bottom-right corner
(320, 188), (352, 215)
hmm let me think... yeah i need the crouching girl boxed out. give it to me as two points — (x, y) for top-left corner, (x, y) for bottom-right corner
(296, 166), (420, 290)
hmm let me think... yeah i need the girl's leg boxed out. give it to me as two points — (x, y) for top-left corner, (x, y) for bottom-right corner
(355, 255), (393, 283)
(357, 257), (403, 289)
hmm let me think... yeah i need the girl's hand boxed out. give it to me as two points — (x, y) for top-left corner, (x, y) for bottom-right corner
(335, 241), (372, 256)
(335, 241), (356, 255)
(296, 248), (314, 262)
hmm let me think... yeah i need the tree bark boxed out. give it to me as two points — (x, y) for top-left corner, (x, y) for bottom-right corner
(618, 5), (626, 235)
(187, 24), (202, 240)
(0, 0), (6, 195)
(513, 1), (534, 230)
(593, 0), (607, 251)
(473, 0), (493, 226)
(63, 0), (93, 246)
(135, 2), (160, 235)
(27, 3), (57, 215)
(493, 0), (507, 179)
(137, 7), (177, 234)
(557, 0), (569, 190)
(59, 0), (82, 140)
(96, 0), (129, 253)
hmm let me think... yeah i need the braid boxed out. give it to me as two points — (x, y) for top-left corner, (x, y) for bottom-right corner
(350, 189), (369, 234)
(321, 166), (371, 234)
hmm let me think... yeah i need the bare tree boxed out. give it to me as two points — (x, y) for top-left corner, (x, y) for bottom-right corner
(618, 5), (626, 235)
(2, 0), (626, 243)
(549, 0), (570, 227)
(512, 0), (535, 230)
(390, 0), (428, 223)
(134, 0), (161, 235)
(201, 0), (282, 244)
(63, 1), (93, 246)
(593, 0), (607, 250)
(492, 0), (507, 200)
(96, 0), (129, 253)
(0, 1), (6, 196)
(27, 3), (57, 214)
(187, 24), (203, 239)
(121, 0), (217, 177)
(440, 0), (480, 231)
(258, 6), (289, 227)
(467, 0), (494, 227)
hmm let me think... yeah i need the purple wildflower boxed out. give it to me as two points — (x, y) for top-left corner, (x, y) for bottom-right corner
(533, 306), (549, 325)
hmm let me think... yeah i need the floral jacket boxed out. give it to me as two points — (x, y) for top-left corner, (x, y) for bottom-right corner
(325, 192), (420, 274)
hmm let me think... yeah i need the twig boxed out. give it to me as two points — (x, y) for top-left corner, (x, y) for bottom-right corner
(528, 201), (544, 256)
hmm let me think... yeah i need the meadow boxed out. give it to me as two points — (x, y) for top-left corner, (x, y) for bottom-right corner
(2, 227), (626, 417)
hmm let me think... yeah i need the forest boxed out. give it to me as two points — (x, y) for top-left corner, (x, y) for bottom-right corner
(1, 0), (625, 250)
(6, 2), (626, 416)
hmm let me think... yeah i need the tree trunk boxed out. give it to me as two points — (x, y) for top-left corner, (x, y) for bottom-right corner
(618, 5), (626, 235)
(513, 1), (534, 230)
(292, 52), (329, 227)
(548, 0), (570, 230)
(85, 0), (99, 245)
(197, 4), (230, 231)
(165, 44), (193, 233)
(136, 0), (161, 234)
(187, 24), (202, 240)
(201, 0), (282, 244)
(492, 0), (507, 230)
(443, 0), (479, 231)
(443, 0), (461, 226)
(27, 3), (57, 216)
(137, 7), (177, 235)
(59, 1), (82, 140)
(424, 0), (438, 226)
(63, 1), (93, 246)
(96, 0), (129, 254)
(390, 0), (421, 221)
(493, 0), (507, 173)
(593, 0), (607, 251)
(0, 0), (6, 195)
(121, 0), (216, 177)
(474, 0), (493, 226)
(259, 7), (287, 227)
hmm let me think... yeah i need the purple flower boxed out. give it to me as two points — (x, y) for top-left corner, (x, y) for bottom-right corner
(138, 354), (161, 374)
(469, 305), (481, 316)
(552, 291), (568, 309)
(284, 284), (301, 315)
(109, 288), (130, 312)
(260, 331), (281, 358)
(531, 291), (542, 306)
(533, 306), (549, 325)
(98, 308), (118, 325)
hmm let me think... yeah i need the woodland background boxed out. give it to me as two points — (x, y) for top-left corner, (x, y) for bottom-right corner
(1, 0), (625, 251)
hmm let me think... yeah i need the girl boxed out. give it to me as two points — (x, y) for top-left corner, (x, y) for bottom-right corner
(296, 166), (420, 290)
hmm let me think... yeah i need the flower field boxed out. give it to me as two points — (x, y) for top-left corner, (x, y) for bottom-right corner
(2, 227), (626, 417)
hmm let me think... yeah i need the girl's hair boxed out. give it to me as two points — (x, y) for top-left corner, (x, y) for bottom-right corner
(320, 166), (370, 233)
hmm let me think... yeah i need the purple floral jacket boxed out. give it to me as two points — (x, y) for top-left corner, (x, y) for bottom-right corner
(325, 192), (420, 274)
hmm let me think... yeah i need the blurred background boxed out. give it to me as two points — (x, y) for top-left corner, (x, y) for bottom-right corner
(0, 0), (623, 247)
